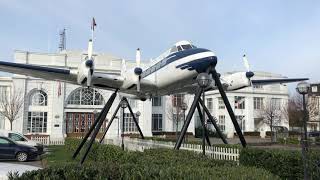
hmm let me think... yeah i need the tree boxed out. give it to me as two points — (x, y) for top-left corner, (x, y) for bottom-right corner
(166, 94), (185, 139)
(287, 93), (319, 130)
(258, 98), (288, 142)
(0, 88), (24, 130)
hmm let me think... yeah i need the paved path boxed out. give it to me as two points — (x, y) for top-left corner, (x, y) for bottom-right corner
(0, 162), (41, 180)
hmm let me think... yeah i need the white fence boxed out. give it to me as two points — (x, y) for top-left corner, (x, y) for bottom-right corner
(30, 136), (65, 145)
(104, 138), (240, 162)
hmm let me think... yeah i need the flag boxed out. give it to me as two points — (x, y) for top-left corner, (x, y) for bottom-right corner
(91, 18), (97, 31)
(58, 81), (61, 97)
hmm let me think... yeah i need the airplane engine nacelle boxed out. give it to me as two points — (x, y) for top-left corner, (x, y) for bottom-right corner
(77, 60), (94, 87)
(223, 72), (251, 91)
(121, 71), (138, 89)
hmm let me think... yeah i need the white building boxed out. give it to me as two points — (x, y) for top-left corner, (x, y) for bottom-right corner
(0, 50), (290, 140)
(199, 71), (290, 138)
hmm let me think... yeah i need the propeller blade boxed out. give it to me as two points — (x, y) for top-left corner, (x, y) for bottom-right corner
(243, 54), (250, 72)
(211, 69), (247, 147)
(88, 39), (93, 59)
(136, 48), (141, 67)
(121, 59), (127, 76)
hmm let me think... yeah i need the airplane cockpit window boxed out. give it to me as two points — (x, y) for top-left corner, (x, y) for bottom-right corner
(177, 46), (182, 51)
(181, 44), (192, 50)
(170, 46), (178, 53)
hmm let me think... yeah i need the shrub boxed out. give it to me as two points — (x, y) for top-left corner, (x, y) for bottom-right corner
(10, 161), (280, 180)
(239, 147), (320, 179)
(277, 137), (300, 145)
(195, 126), (226, 139)
(10, 138), (282, 179)
(243, 131), (261, 136)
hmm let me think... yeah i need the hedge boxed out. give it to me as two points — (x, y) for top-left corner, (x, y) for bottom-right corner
(9, 138), (280, 180)
(9, 162), (280, 180)
(239, 147), (320, 179)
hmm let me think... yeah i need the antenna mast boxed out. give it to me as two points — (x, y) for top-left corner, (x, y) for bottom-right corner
(59, 28), (66, 51)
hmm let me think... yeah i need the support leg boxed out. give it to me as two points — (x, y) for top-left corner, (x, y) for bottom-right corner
(211, 68), (246, 147)
(72, 90), (118, 159)
(79, 91), (118, 165)
(99, 99), (122, 144)
(199, 99), (228, 144)
(174, 87), (203, 150)
(124, 98), (144, 139)
(196, 103), (212, 146)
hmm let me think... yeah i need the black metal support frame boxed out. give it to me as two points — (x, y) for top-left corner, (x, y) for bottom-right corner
(99, 97), (145, 145)
(175, 68), (247, 150)
(72, 92), (144, 165)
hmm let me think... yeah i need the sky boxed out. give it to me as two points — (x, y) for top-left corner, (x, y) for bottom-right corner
(0, 0), (319, 92)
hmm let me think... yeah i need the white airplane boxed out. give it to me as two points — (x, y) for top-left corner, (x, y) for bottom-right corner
(0, 38), (308, 101)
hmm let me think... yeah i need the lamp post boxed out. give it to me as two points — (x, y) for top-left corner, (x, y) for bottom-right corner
(120, 100), (128, 151)
(196, 73), (211, 156)
(296, 81), (310, 180)
(181, 102), (188, 142)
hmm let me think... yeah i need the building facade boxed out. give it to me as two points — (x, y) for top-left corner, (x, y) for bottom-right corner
(0, 50), (293, 140)
(308, 83), (320, 131)
(200, 72), (290, 138)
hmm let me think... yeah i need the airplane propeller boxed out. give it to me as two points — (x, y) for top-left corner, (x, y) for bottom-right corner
(243, 54), (254, 79)
(134, 48), (143, 92)
(85, 39), (94, 87)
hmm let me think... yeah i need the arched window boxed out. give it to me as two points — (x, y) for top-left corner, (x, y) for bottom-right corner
(30, 90), (47, 106)
(67, 88), (104, 105)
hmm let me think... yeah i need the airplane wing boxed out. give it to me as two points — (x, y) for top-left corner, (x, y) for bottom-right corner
(0, 61), (124, 90)
(0, 61), (77, 83)
(251, 78), (309, 85)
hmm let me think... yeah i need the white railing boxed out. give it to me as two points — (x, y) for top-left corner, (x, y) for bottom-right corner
(104, 138), (240, 162)
(30, 136), (65, 145)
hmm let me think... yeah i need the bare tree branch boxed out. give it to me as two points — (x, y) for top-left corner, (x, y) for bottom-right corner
(0, 87), (24, 130)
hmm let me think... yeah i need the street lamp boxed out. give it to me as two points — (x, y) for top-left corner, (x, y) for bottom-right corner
(296, 81), (310, 180)
(196, 73), (211, 156)
(120, 100), (128, 150)
(181, 102), (188, 142)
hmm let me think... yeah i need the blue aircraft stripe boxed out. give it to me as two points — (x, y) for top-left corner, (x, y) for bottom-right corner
(140, 48), (211, 78)
(176, 56), (217, 73)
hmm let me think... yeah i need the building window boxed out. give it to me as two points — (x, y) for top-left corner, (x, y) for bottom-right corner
(30, 90), (47, 106)
(253, 85), (263, 89)
(254, 97), (264, 110)
(152, 114), (163, 131)
(271, 98), (281, 110)
(0, 86), (8, 102)
(206, 98), (213, 110)
(67, 88), (104, 105)
(311, 86), (318, 93)
(235, 96), (245, 109)
(218, 97), (225, 109)
(66, 112), (104, 134)
(218, 115), (225, 131)
(236, 115), (245, 131)
(124, 113), (139, 133)
(27, 112), (47, 133)
(152, 96), (162, 106)
(0, 114), (4, 129)
(172, 94), (184, 107)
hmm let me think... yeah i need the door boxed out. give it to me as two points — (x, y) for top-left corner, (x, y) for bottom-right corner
(0, 137), (15, 159)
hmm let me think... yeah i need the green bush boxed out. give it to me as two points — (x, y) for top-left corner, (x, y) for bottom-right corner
(9, 138), (281, 179)
(195, 126), (226, 139)
(277, 137), (300, 145)
(239, 147), (320, 179)
(10, 160), (280, 180)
